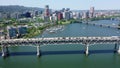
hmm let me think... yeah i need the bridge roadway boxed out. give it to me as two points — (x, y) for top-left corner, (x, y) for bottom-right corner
(82, 22), (119, 29)
(1, 36), (120, 57)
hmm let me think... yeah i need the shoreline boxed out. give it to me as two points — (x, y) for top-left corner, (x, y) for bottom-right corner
(23, 19), (120, 38)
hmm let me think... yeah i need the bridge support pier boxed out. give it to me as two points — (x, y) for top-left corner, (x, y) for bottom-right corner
(5, 46), (9, 56)
(1, 46), (5, 57)
(37, 45), (41, 57)
(1, 45), (10, 57)
(114, 43), (117, 53)
(117, 45), (120, 54)
(85, 44), (89, 56)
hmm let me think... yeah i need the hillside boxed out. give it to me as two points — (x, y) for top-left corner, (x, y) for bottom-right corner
(0, 5), (43, 13)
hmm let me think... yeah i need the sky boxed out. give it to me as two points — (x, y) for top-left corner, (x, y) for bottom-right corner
(0, 0), (120, 10)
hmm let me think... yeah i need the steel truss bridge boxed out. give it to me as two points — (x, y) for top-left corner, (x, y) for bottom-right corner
(1, 36), (120, 57)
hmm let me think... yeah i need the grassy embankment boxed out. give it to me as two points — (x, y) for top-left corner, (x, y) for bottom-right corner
(23, 23), (57, 38)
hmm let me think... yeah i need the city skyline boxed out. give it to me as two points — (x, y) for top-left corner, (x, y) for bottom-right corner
(0, 0), (120, 10)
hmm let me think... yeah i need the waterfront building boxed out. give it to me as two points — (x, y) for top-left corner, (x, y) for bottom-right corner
(52, 13), (58, 21)
(7, 26), (18, 39)
(76, 12), (81, 19)
(17, 25), (27, 36)
(66, 8), (71, 20)
(57, 12), (63, 20)
(62, 12), (66, 19)
(62, 8), (71, 20)
(49, 14), (53, 22)
(82, 11), (89, 19)
(72, 12), (76, 19)
(73, 12), (81, 19)
(95, 12), (105, 18)
(64, 11), (71, 20)
(70, 11), (73, 19)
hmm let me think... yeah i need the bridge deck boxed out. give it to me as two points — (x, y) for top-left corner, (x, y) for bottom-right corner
(0, 36), (120, 46)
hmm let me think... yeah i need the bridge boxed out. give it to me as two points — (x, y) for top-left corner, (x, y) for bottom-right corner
(82, 21), (119, 29)
(1, 36), (120, 57)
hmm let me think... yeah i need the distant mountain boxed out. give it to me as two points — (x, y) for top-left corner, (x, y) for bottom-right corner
(0, 5), (44, 13)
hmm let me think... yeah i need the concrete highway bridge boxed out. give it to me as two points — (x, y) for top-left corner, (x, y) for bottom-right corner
(0, 36), (120, 57)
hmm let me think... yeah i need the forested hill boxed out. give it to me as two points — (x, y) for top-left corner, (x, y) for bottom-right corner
(0, 5), (43, 13)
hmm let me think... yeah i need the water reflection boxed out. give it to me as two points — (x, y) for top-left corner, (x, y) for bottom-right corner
(0, 49), (116, 57)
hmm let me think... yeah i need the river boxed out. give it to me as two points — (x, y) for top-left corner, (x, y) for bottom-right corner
(0, 20), (120, 68)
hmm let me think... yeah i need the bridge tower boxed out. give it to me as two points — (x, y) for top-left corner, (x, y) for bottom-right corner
(37, 45), (41, 57)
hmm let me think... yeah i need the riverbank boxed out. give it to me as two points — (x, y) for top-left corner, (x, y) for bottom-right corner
(57, 19), (82, 25)
(23, 23), (58, 38)
(24, 20), (74, 38)
(23, 18), (120, 38)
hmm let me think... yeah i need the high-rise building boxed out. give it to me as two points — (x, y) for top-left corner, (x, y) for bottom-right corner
(70, 12), (73, 19)
(49, 14), (53, 22)
(44, 5), (50, 17)
(62, 8), (71, 20)
(73, 12), (81, 19)
(43, 5), (50, 21)
(58, 12), (63, 20)
(89, 7), (95, 18)
(62, 12), (66, 19)
(82, 11), (89, 19)
(52, 12), (58, 21)
(65, 11), (70, 20)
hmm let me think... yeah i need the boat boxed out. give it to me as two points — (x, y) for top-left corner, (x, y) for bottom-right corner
(112, 23), (116, 25)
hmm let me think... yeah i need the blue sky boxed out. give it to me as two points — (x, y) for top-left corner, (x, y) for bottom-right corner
(0, 0), (119, 10)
